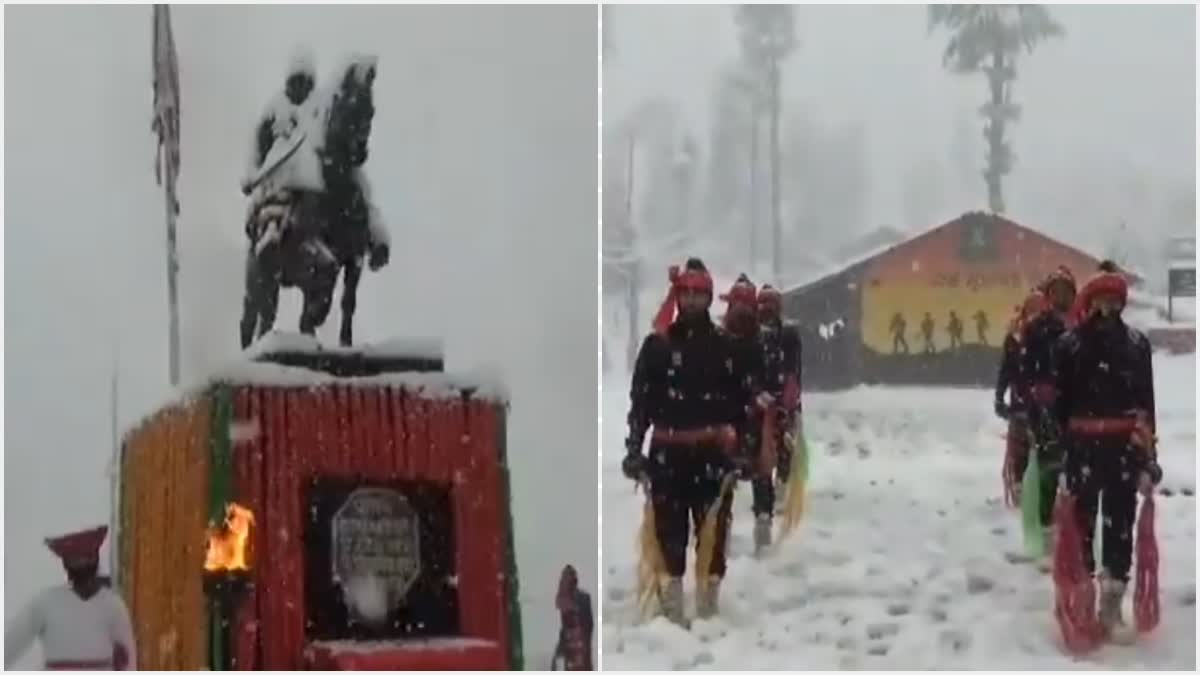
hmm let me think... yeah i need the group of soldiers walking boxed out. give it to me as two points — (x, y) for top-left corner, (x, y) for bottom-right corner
(621, 258), (802, 626)
(620, 255), (1162, 649)
(995, 261), (1162, 647)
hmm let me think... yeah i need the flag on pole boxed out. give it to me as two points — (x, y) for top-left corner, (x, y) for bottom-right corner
(152, 4), (180, 201)
(152, 4), (183, 386)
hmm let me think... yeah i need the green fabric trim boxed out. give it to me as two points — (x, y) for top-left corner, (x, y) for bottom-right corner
(207, 386), (234, 670)
(1021, 450), (1044, 558)
(495, 403), (524, 670)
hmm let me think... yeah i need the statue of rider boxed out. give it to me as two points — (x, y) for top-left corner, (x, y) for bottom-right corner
(242, 45), (320, 196)
(242, 50), (389, 272)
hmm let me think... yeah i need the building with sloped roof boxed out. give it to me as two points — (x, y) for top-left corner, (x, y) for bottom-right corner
(783, 211), (1133, 390)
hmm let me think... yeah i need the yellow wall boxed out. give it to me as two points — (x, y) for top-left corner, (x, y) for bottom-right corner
(861, 282), (1023, 354)
(120, 398), (211, 670)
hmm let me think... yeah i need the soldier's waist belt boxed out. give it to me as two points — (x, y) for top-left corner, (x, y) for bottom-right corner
(1030, 382), (1057, 405)
(1067, 417), (1136, 436)
(651, 425), (736, 450)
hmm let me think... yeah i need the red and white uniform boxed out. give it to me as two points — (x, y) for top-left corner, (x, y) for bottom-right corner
(6, 525), (136, 670)
(5, 585), (136, 670)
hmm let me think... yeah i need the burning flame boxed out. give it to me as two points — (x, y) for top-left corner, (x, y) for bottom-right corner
(204, 503), (255, 572)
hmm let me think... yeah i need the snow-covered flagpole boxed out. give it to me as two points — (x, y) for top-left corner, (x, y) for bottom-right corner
(152, 4), (182, 386)
(108, 349), (122, 585)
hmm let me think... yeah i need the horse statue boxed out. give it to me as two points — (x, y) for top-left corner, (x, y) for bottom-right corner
(239, 54), (390, 349)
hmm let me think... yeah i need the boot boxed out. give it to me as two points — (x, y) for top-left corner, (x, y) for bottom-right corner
(659, 576), (687, 628)
(696, 575), (721, 620)
(754, 513), (773, 557)
(1098, 573), (1136, 645)
(1037, 525), (1057, 574)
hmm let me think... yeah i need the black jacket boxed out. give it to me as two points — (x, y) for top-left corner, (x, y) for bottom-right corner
(627, 313), (755, 448)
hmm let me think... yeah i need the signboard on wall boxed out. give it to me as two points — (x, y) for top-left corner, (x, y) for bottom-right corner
(958, 213), (999, 262)
(332, 487), (422, 617)
(1169, 267), (1196, 298)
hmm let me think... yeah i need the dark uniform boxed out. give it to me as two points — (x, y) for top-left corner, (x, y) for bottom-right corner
(1019, 269), (1077, 534)
(755, 284), (802, 517)
(995, 290), (1044, 497)
(623, 259), (756, 622)
(1051, 270), (1160, 641)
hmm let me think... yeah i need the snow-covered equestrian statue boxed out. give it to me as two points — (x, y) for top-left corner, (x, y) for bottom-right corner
(240, 50), (391, 349)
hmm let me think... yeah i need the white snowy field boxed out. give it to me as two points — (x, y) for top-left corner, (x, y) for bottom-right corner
(601, 353), (1197, 670)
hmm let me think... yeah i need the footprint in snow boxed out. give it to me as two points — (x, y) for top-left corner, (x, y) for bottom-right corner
(1180, 589), (1196, 607)
(966, 573), (995, 595)
(808, 631), (831, 645)
(866, 622), (901, 640)
(928, 607), (949, 623)
(766, 594), (808, 614)
(886, 603), (910, 617)
(866, 643), (891, 657)
(939, 628), (972, 653)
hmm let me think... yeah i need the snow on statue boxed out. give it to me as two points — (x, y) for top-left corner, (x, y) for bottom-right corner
(5, 526), (137, 670)
(242, 45), (324, 197)
(239, 46), (392, 349)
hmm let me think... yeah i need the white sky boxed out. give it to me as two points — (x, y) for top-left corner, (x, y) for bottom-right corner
(606, 4), (1196, 250)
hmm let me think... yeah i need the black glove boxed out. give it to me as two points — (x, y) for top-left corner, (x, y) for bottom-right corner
(368, 243), (390, 271)
(994, 398), (1009, 419)
(621, 451), (646, 481)
(1144, 461), (1164, 486)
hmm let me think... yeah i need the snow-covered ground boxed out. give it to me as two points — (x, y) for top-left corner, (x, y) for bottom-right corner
(602, 353), (1197, 670)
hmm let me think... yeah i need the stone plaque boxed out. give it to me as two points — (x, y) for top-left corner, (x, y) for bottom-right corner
(331, 487), (421, 614)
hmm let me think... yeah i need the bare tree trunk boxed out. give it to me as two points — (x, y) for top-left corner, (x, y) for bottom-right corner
(748, 113), (760, 271)
(985, 49), (1006, 214)
(624, 135), (640, 371)
(769, 59), (783, 285)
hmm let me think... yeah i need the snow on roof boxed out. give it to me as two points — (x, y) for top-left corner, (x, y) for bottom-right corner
(780, 212), (1132, 296)
(781, 235), (905, 295)
(125, 334), (506, 440)
(244, 331), (445, 362)
(201, 359), (508, 402)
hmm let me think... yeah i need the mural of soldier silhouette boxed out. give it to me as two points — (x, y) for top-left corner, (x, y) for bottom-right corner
(783, 213), (1116, 389)
(946, 310), (964, 350)
(973, 309), (989, 345)
(889, 312), (910, 354)
(920, 312), (936, 354)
